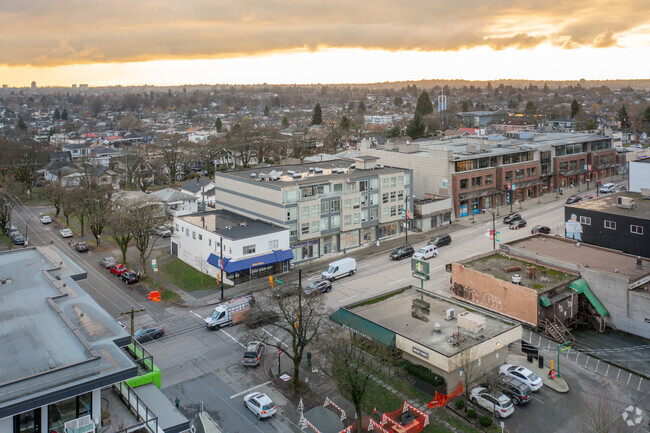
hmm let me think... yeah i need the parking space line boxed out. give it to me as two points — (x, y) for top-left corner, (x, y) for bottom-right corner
(339, 295), (357, 303)
(533, 396), (544, 404)
(230, 381), (272, 399)
(221, 329), (245, 348)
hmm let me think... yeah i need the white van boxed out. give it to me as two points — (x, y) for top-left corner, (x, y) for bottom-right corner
(413, 245), (438, 260)
(322, 258), (357, 281)
(600, 182), (615, 193)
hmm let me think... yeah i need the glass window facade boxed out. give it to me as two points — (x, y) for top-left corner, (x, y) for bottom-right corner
(48, 393), (92, 433)
(502, 152), (534, 165)
(455, 157), (496, 172)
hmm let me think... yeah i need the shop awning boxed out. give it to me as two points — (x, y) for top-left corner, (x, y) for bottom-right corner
(593, 162), (619, 170)
(458, 188), (498, 200)
(330, 309), (396, 348)
(207, 249), (294, 274)
(569, 278), (609, 317)
(539, 296), (552, 308)
(559, 169), (587, 177)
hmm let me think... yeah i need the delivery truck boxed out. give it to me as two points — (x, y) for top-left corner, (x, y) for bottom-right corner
(204, 294), (255, 330)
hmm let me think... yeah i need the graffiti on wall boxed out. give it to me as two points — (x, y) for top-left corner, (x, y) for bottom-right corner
(451, 282), (503, 311)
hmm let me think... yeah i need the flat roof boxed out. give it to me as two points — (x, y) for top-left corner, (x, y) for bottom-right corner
(349, 288), (518, 357)
(0, 248), (136, 417)
(179, 209), (287, 240)
(567, 191), (650, 220)
(503, 236), (650, 281)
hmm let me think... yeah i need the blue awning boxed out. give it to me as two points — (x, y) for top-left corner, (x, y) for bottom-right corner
(207, 250), (294, 274)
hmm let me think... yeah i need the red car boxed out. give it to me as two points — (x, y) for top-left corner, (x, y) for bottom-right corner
(110, 264), (128, 276)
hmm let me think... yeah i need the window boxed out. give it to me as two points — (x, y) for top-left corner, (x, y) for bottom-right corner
(570, 160), (577, 169)
(331, 200), (341, 212)
(175, 224), (179, 231)
(382, 192), (389, 204)
(485, 175), (493, 185)
(361, 210), (368, 222)
(390, 177), (397, 187)
(631, 225), (643, 235)
(600, 155), (608, 164)
(344, 215), (352, 226)
(198, 234), (202, 241)
(579, 216), (591, 225)
(370, 208), (379, 220)
(502, 151), (534, 165)
(460, 179), (469, 189)
(301, 222), (310, 235)
(370, 178), (379, 190)
(361, 195), (368, 206)
(505, 171), (513, 181)
(243, 245), (256, 255)
(284, 190), (298, 203)
(454, 157), (496, 172)
(333, 183), (343, 192)
(370, 193), (379, 205)
(268, 239), (279, 249)
(192, 231), (196, 239)
(185, 228), (189, 237)
(331, 215), (341, 228)
(289, 223), (298, 237)
(353, 213), (360, 224)
(397, 190), (404, 201)
(397, 176), (403, 187)
(320, 202), (328, 215)
(311, 205), (319, 217)
(344, 199), (351, 211)
(301, 206), (309, 219)
(353, 197), (360, 209)
(390, 191), (396, 202)
(311, 221), (319, 233)
(382, 207), (389, 218)
(209, 239), (212, 246)
(472, 177), (482, 187)
(360, 180), (369, 191)
(287, 208), (297, 221)
(559, 161), (568, 170)
(604, 220), (616, 230)
(404, 173), (411, 185)
(320, 217), (329, 231)
(515, 169), (525, 179)
(382, 177), (389, 189)
(530, 166), (537, 176)
(390, 206), (397, 217)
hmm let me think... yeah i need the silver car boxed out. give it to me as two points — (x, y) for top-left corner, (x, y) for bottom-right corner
(100, 257), (117, 268)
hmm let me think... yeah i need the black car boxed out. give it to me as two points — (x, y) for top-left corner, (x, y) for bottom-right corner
(272, 283), (300, 299)
(499, 376), (532, 405)
(11, 233), (25, 245)
(303, 279), (332, 296)
(530, 225), (551, 234)
(428, 234), (452, 247)
(390, 245), (415, 260)
(509, 219), (527, 230)
(565, 195), (582, 204)
(134, 327), (165, 343)
(247, 309), (279, 328)
(121, 271), (140, 284)
(74, 241), (89, 252)
(502, 213), (521, 224)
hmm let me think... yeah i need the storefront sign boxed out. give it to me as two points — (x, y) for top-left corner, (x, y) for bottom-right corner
(412, 347), (429, 358)
(291, 239), (319, 249)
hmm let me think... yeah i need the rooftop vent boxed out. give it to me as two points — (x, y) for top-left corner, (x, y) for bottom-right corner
(287, 170), (296, 175)
(250, 173), (257, 178)
(314, 167), (323, 173)
(292, 173), (303, 179)
(617, 196), (636, 209)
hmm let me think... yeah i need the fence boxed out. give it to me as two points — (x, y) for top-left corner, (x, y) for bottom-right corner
(113, 382), (159, 433)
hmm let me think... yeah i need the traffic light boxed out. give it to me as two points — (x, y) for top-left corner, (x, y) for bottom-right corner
(269, 275), (274, 288)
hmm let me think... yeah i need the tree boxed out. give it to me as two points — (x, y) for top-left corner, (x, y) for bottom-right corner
(577, 396), (625, 433)
(42, 182), (66, 217)
(570, 99), (580, 118)
(339, 115), (352, 131)
(71, 188), (89, 236)
(357, 101), (366, 114)
(131, 199), (164, 276)
(415, 91), (434, 117)
(159, 135), (186, 184)
(60, 188), (76, 226)
(281, 116), (289, 128)
(196, 138), (224, 179)
(108, 206), (134, 264)
(61, 108), (68, 121)
(462, 100), (469, 112)
(264, 105), (270, 117)
(16, 118), (27, 131)
(617, 105), (630, 129)
(642, 105), (650, 123)
(53, 108), (61, 120)
(214, 117), (223, 132)
(394, 96), (403, 107)
(0, 196), (13, 240)
(311, 103), (323, 125)
(386, 125), (401, 138)
(406, 112), (426, 140)
(83, 182), (113, 247)
(524, 101), (536, 115)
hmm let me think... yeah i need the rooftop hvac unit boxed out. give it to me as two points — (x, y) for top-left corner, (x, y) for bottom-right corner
(287, 170), (296, 175)
(314, 167), (323, 173)
(292, 173), (302, 179)
(444, 308), (455, 320)
(458, 312), (486, 333)
(466, 144), (478, 153)
(250, 173), (256, 178)
(617, 196), (636, 209)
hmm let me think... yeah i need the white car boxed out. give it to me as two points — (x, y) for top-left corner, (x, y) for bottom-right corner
(60, 228), (73, 238)
(599, 182), (616, 193)
(40, 215), (52, 224)
(470, 387), (515, 418)
(499, 364), (543, 391)
(413, 245), (438, 260)
(243, 392), (276, 420)
(153, 226), (172, 237)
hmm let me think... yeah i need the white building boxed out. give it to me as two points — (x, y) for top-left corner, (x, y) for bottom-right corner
(172, 210), (292, 285)
(150, 188), (198, 217)
(629, 157), (650, 192)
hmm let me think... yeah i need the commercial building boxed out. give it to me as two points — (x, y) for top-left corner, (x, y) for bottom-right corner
(331, 288), (522, 393)
(214, 157), (413, 263)
(172, 210), (292, 285)
(361, 132), (618, 219)
(565, 191), (649, 258)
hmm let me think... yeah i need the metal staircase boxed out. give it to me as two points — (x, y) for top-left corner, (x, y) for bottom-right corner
(544, 316), (574, 345)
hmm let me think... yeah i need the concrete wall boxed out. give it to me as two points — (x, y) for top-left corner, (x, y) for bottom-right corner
(0, 415), (12, 433)
(451, 264), (539, 326)
(628, 291), (650, 339)
(629, 159), (650, 192)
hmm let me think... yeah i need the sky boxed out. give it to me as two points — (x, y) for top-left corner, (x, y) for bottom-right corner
(1, 0), (649, 87)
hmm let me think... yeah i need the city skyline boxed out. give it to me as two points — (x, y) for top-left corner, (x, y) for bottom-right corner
(1, 0), (649, 86)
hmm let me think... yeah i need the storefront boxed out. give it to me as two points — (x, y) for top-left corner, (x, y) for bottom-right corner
(320, 235), (339, 256)
(361, 227), (377, 244)
(378, 222), (399, 239)
(207, 249), (294, 283)
(340, 230), (360, 250)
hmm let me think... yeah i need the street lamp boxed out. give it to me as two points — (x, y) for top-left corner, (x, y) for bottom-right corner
(483, 208), (496, 250)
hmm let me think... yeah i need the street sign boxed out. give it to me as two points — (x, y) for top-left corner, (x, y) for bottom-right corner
(277, 349), (282, 356)
(495, 231), (501, 242)
(412, 272), (430, 281)
(512, 183), (516, 191)
(411, 258), (429, 275)
(151, 259), (157, 270)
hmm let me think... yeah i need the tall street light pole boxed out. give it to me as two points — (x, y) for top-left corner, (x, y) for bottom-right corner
(219, 235), (224, 300)
(483, 208), (496, 250)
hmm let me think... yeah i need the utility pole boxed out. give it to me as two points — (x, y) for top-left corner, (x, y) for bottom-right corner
(120, 305), (145, 337)
(220, 235), (224, 300)
(484, 209), (496, 250)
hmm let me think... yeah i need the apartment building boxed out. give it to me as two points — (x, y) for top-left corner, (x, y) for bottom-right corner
(361, 132), (618, 219)
(214, 156), (413, 262)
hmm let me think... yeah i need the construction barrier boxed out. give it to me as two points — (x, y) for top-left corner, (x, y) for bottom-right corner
(427, 381), (464, 409)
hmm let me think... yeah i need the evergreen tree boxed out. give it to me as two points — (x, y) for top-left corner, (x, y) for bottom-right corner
(543, 82), (550, 93)
(214, 117), (222, 132)
(617, 105), (630, 129)
(311, 103), (323, 125)
(386, 125), (400, 138)
(394, 96), (403, 107)
(273, 96), (280, 107)
(61, 108), (68, 121)
(486, 82), (492, 92)
(524, 101), (536, 115)
(17, 118), (27, 131)
(282, 116), (290, 128)
(462, 101), (469, 112)
(264, 105), (270, 116)
(406, 112), (426, 139)
(348, 102), (355, 112)
(642, 106), (650, 123)
(414, 91), (433, 117)
(340, 115), (352, 130)
(53, 108), (60, 120)
(570, 99), (580, 118)
(357, 101), (366, 114)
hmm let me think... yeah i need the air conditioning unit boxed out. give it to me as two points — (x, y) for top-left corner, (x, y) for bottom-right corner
(444, 308), (456, 320)
(617, 196), (636, 209)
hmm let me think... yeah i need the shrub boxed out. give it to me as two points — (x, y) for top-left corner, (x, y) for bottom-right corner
(479, 416), (493, 427)
(401, 360), (445, 387)
(454, 399), (466, 410)
(466, 409), (477, 419)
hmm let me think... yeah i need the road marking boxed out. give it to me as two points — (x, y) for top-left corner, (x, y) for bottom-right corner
(230, 381), (272, 399)
(221, 329), (245, 347)
(190, 311), (204, 319)
(340, 295), (357, 303)
(262, 328), (288, 348)
(533, 396), (544, 404)
(389, 278), (405, 285)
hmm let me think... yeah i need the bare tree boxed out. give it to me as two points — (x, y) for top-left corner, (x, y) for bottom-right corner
(452, 337), (482, 399)
(108, 208), (134, 264)
(42, 182), (66, 217)
(60, 187), (77, 226)
(0, 195), (13, 237)
(159, 134), (186, 184)
(83, 183), (114, 247)
(130, 200), (163, 276)
(578, 395), (626, 433)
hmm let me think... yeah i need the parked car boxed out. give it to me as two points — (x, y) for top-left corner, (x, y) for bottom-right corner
(110, 264), (128, 276)
(272, 283), (300, 299)
(321, 257), (357, 281)
(243, 392), (276, 420)
(530, 225), (551, 234)
(153, 226), (172, 237)
(469, 387), (515, 418)
(134, 327), (165, 343)
(612, 186), (627, 192)
(242, 341), (265, 367)
(502, 213), (521, 224)
(499, 364), (543, 391)
(509, 219), (527, 230)
(389, 245), (415, 260)
(74, 241), (89, 252)
(428, 234), (452, 247)
(121, 271), (140, 284)
(60, 228), (73, 238)
(565, 195), (582, 204)
(100, 257), (117, 268)
(40, 215), (52, 224)
(413, 245), (438, 260)
(11, 233), (25, 245)
(303, 279), (332, 295)
(498, 376), (533, 405)
(247, 309), (279, 328)
(600, 182), (616, 193)
(4, 223), (17, 234)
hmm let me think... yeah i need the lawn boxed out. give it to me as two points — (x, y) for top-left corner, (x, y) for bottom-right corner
(159, 258), (221, 292)
(0, 234), (11, 248)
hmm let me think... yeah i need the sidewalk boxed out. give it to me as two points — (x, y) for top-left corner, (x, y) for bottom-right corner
(506, 354), (570, 393)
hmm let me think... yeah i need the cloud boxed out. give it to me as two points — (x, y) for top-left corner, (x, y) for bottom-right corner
(0, 0), (647, 67)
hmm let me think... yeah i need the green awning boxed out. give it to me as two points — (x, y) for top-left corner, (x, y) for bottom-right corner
(569, 278), (609, 316)
(329, 309), (396, 348)
(539, 296), (552, 307)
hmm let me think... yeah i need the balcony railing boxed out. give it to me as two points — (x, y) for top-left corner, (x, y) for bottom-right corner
(113, 382), (159, 433)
